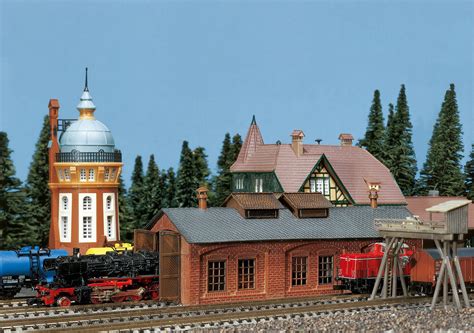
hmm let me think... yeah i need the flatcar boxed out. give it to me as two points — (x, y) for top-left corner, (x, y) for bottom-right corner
(410, 247), (474, 294)
(337, 242), (413, 293)
(0, 246), (68, 299)
(34, 250), (159, 306)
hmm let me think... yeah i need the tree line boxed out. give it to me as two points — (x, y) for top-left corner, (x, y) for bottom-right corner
(358, 84), (474, 198)
(0, 116), (242, 247)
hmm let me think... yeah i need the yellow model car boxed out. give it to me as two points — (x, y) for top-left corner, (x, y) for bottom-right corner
(85, 243), (134, 255)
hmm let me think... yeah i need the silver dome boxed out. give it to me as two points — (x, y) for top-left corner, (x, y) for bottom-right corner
(59, 119), (115, 153)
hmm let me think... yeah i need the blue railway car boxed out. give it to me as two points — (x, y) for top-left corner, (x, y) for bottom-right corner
(0, 246), (68, 298)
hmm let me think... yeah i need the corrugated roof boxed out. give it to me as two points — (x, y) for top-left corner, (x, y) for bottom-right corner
(224, 193), (283, 209)
(158, 206), (412, 244)
(281, 192), (333, 209)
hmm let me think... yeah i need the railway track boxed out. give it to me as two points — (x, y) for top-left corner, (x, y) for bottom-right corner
(1, 294), (368, 331)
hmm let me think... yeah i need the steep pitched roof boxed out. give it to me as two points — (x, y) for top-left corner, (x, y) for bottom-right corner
(235, 116), (264, 163)
(151, 206), (412, 244)
(231, 120), (406, 205)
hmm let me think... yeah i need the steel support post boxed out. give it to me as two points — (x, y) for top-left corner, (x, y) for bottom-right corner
(370, 237), (395, 301)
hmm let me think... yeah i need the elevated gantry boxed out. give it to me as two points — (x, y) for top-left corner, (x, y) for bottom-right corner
(370, 200), (471, 309)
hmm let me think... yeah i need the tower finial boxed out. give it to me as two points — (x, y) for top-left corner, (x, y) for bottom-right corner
(84, 67), (89, 92)
(251, 115), (256, 125)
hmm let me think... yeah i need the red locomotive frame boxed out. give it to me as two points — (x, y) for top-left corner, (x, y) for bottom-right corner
(36, 275), (159, 307)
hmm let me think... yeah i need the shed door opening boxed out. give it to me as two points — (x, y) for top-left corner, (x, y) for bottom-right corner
(159, 231), (180, 302)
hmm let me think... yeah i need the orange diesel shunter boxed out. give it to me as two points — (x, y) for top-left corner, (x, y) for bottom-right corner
(48, 69), (123, 254)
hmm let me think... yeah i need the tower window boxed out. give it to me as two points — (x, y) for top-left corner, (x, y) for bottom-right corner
(110, 168), (116, 181)
(83, 196), (92, 210)
(62, 196), (68, 211)
(64, 169), (71, 181)
(58, 169), (64, 181)
(106, 196), (112, 210)
(88, 169), (95, 181)
(255, 178), (263, 192)
(104, 168), (110, 181)
(82, 216), (92, 239)
(236, 178), (244, 190)
(106, 215), (113, 238)
(80, 168), (87, 181)
(61, 216), (68, 239)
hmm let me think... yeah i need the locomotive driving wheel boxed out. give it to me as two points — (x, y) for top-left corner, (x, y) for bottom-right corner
(56, 296), (71, 307)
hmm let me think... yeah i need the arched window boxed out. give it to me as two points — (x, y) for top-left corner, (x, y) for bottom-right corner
(80, 168), (87, 181)
(106, 196), (112, 210)
(62, 196), (68, 210)
(83, 196), (92, 210)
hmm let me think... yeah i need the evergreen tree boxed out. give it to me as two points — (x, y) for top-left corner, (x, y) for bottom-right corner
(384, 85), (417, 195)
(193, 147), (210, 187)
(0, 132), (28, 249)
(382, 103), (396, 168)
(465, 144), (474, 200)
(419, 84), (465, 196)
(117, 174), (132, 242)
(229, 134), (243, 163)
(213, 133), (232, 206)
(358, 90), (385, 162)
(25, 115), (51, 246)
(142, 155), (164, 223)
(164, 167), (178, 208)
(126, 155), (146, 235)
(176, 141), (198, 207)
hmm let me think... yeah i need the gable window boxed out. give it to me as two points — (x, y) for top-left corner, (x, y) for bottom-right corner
(292, 256), (307, 286)
(89, 169), (95, 181)
(80, 168), (87, 182)
(318, 256), (333, 285)
(208, 260), (226, 292)
(238, 259), (255, 289)
(255, 178), (263, 192)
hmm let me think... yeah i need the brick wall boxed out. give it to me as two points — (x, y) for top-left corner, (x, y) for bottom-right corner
(152, 213), (421, 305)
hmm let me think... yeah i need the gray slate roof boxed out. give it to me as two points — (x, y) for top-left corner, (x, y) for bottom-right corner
(157, 206), (412, 244)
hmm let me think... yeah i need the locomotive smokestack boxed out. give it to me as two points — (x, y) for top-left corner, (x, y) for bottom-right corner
(196, 186), (208, 210)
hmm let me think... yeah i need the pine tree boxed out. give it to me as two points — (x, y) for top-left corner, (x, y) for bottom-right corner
(126, 155), (146, 236)
(358, 90), (385, 163)
(419, 84), (465, 196)
(142, 155), (164, 224)
(0, 132), (28, 249)
(193, 147), (210, 187)
(25, 115), (51, 246)
(164, 167), (178, 208)
(117, 174), (132, 242)
(213, 133), (232, 206)
(382, 103), (396, 168)
(465, 144), (474, 200)
(176, 141), (198, 207)
(229, 134), (243, 163)
(385, 85), (417, 195)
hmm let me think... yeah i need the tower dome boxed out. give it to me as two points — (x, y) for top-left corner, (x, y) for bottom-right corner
(59, 69), (115, 153)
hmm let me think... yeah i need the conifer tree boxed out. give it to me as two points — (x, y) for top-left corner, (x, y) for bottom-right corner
(419, 84), (465, 196)
(358, 90), (385, 163)
(25, 115), (51, 246)
(126, 155), (146, 234)
(213, 133), (232, 206)
(164, 167), (178, 208)
(117, 174), (132, 242)
(385, 85), (417, 195)
(382, 103), (396, 168)
(142, 155), (164, 223)
(464, 144), (474, 200)
(0, 132), (28, 249)
(229, 134), (243, 163)
(176, 141), (198, 207)
(193, 147), (210, 187)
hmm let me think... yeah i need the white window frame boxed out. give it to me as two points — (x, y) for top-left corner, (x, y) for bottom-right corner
(58, 193), (72, 242)
(79, 193), (96, 243)
(80, 168), (87, 182)
(88, 168), (95, 181)
(103, 193), (116, 241)
(255, 178), (263, 192)
(104, 168), (110, 181)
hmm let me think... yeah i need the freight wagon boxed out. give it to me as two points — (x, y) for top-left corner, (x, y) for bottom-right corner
(410, 247), (474, 294)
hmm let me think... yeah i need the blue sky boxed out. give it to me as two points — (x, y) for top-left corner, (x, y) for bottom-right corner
(1, 0), (473, 185)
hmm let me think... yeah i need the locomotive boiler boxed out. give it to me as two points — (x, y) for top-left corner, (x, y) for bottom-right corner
(0, 246), (68, 298)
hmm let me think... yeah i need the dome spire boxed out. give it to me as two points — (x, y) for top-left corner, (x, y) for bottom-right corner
(77, 67), (96, 119)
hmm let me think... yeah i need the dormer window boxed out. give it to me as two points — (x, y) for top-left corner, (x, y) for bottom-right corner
(236, 178), (244, 190)
(245, 209), (278, 219)
(223, 193), (282, 219)
(255, 178), (263, 192)
(298, 208), (328, 218)
(279, 192), (332, 219)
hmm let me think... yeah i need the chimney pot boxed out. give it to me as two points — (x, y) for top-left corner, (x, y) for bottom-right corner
(369, 188), (379, 208)
(291, 130), (305, 157)
(196, 186), (208, 210)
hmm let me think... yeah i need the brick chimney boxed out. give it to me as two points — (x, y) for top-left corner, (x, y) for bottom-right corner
(338, 133), (354, 146)
(291, 130), (305, 157)
(369, 188), (379, 208)
(196, 186), (208, 210)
